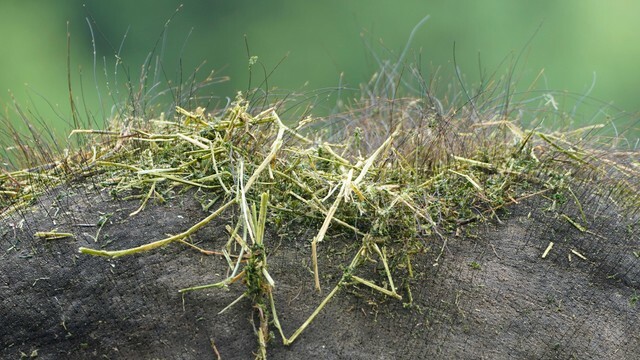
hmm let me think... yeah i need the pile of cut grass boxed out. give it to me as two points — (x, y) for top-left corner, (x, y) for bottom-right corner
(2, 81), (639, 357)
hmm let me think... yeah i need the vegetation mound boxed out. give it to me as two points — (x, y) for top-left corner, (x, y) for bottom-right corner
(2, 57), (639, 357)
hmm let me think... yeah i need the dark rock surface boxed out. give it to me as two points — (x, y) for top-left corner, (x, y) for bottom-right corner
(1, 178), (639, 359)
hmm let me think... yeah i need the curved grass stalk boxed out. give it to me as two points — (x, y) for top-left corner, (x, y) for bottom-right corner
(79, 198), (235, 258)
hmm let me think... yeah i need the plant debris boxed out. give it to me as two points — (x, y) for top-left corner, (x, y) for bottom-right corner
(2, 86), (639, 358)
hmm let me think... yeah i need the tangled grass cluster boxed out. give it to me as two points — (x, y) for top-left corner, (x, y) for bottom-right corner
(2, 57), (639, 356)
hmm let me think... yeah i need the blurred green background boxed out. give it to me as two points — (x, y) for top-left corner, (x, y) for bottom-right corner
(1, 0), (639, 148)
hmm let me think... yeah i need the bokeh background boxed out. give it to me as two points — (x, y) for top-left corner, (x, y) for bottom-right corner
(1, 0), (639, 147)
